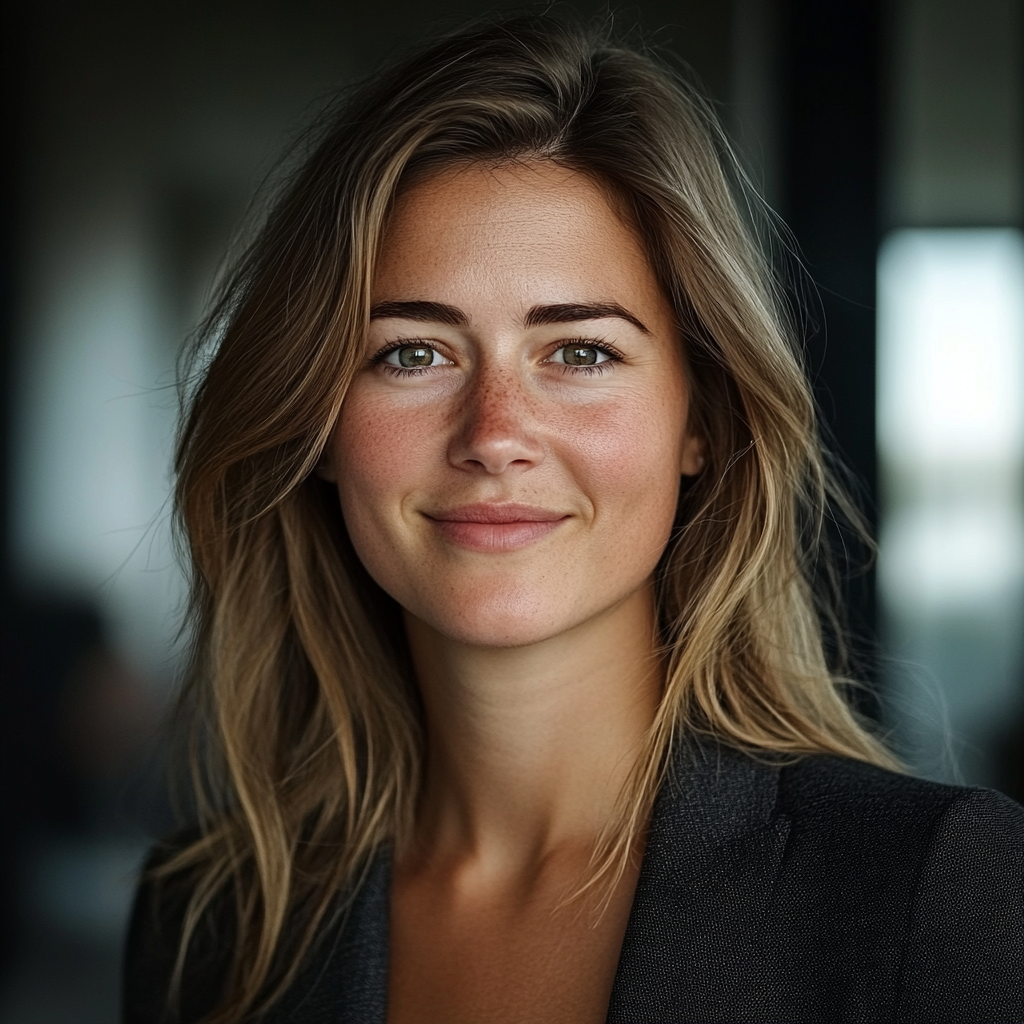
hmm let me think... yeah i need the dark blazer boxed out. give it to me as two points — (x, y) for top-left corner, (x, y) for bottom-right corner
(124, 742), (1024, 1023)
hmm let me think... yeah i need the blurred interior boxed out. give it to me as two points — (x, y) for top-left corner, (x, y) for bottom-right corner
(1, 1), (1021, 1020)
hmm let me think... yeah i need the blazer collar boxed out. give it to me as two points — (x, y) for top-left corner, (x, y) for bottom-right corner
(271, 737), (788, 1023)
(607, 737), (790, 1021)
(268, 853), (391, 1024)
(653, 734), (783, 845)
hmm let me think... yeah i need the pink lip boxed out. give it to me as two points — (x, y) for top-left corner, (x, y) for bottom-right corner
(426, 503), (569, 552)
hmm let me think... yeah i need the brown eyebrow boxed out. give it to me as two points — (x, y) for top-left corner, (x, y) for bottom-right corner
(368, 299), (650, 335)
(369, 300), (468, 326)
(523, 302), (650, 335)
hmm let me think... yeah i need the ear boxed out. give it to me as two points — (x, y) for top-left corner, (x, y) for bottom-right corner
(680, 432), (705, 477)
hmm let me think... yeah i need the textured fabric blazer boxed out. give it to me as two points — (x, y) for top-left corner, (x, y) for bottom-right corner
(124, 741), (1024, 1023)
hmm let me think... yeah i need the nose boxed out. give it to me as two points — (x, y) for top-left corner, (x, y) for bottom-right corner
(447, 365), (545, 475)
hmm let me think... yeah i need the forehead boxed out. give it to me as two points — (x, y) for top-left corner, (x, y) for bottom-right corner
(373, 161), (666, 314)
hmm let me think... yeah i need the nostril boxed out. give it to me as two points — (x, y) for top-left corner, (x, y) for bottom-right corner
(449, 390), (543, 474)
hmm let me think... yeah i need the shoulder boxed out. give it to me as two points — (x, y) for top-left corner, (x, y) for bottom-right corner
(774, 755), (1024, 1019)
(775, 754), (1024, 894)
(123, 835), (391, 1024)
(122, 833), (232, 1024)
(777, 753), (1024, 853)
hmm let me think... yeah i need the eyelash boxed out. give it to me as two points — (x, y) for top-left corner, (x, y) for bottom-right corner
(370, 338), (624, 377)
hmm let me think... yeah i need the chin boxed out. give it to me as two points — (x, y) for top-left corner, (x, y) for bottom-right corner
(411, 586), (581, 649)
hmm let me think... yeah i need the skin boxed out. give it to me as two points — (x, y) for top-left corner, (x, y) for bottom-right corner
(319, 160), (703, 1024)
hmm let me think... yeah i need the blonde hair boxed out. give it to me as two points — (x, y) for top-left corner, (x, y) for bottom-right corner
(165, 14), (894, 1022)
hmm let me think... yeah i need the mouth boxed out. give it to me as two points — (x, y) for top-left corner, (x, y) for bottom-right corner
(424, 502), (570, 552)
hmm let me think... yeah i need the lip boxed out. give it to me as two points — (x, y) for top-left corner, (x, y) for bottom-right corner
(425, 503), (570, 551)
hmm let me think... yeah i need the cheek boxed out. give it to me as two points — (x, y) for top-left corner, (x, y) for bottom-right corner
(567, 383), (688, 527)
(547, 386), (686, 600)
(327, 389), (444, 601)
(331, 390), (432, 513)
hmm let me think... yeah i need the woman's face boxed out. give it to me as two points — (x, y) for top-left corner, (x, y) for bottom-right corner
(321, 161), (703, 648)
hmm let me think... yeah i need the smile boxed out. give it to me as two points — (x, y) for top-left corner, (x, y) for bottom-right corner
(425, 503), (570, 552)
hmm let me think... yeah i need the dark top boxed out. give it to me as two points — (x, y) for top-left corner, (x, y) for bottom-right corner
(123, 741), (1024, 1023)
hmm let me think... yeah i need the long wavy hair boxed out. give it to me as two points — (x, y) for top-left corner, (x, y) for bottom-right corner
(163, 13), (894, 1023)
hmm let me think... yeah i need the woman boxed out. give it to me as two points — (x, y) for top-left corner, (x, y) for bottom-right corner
(124, 14), (1023, 1024)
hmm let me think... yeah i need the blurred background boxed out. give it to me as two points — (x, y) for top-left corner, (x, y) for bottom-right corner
(0, 0), (1021, 1020)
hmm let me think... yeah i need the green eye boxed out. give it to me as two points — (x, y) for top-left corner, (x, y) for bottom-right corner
(398, 345), (435, 367)
(378, 343), (452, 372)
(563, 346), (600, 366)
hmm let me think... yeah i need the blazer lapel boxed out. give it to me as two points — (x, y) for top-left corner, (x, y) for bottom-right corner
(270, 740), (789, 1024)
(267, 852), (391, 1024)
(606, 739), (790, 1023)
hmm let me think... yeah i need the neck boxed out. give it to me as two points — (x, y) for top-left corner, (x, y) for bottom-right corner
(403, 584), (662, 874)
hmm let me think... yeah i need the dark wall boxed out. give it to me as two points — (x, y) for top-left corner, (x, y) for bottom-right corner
(780, 0), (882, 691)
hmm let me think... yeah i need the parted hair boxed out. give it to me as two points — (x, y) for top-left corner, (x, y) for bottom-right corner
(166, 12), (894, 1023)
